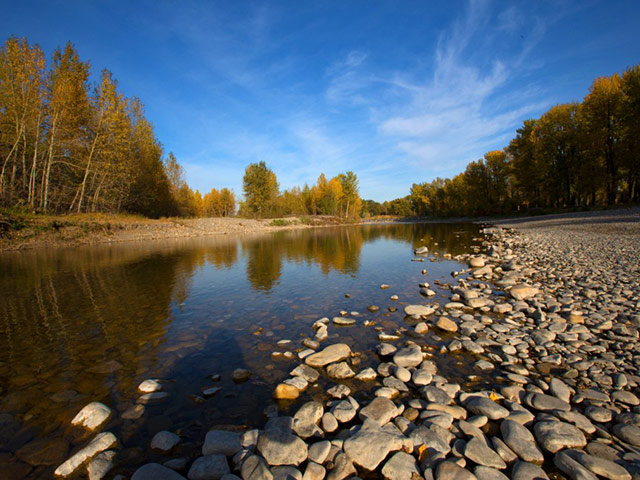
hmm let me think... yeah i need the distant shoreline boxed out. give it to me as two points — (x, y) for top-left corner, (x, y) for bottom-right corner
(2, 206), (639, 252)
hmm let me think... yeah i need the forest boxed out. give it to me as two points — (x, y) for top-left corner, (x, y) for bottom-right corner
(404, 65), (640, 217)
(2, 35), (638, 221)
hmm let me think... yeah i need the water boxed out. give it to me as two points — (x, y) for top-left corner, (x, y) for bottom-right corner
(0, 222), (483, 478)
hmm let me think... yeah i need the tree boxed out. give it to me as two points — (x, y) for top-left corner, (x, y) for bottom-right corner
(621, 66), (640, 201)
(581, 74), (624, 205)
(242, 161), (278, 217)
(338, 171), (360, 217)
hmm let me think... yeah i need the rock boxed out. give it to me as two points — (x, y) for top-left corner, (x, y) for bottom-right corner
(273, 384), (300, 400)
(87, 450), (116, 480)
(474, 466), (509, 480)
(138, 379), (162, 393)
(283, 377), (308, 391)
(463, 438), (507, 469)
(321, 412), (338, 433)
(404, 305), (435, 317)
(343, 419), (407, 471)
(293, 402), (324, 438)
(355, 367), (377, 381)
(549, 378), (572, 403)
(240, 454), (273, 480)
(272, 466), (302, 480)
(122, 404), (145, 420)
(55, 432), (117, 477)
(151, 431), (180, 453)
(15, 437), (68, 467)
(415, 322), (429, 334)
(563, 449), (631, 480)
(612, 423), (640, 446)
(464, 397), (509, 420)
(511, 461), (549, 480)
(332, 400), (357, 423)
(525, 393), (571, 412)
(436, 461), (478, 479)
(415, 246), (429, 255)
(202, 430), (242, 456)
(436, 317), (458, 333)
(359, 397), (399, 426)
(500, 420), (544, 464)
(303, 462), (325, 480)
(132, 463), (187, 480)
(265, 417), (294, 433)
(290, 364), (320, 383)
(326, 384), (351, 399)
(393, 347), (423, 368)
(377, 343), (398, 356)
(381, 451), (420, 479)
(533, 421), (586, 453)
(231, 369), (251, 383)
(326, 452), (356, 480)
(553, 450), (598, 480)
(509, 285), (539, 300)
(332, 317), (355, 326)
(613, 390), (640, 406)
(305, 344), (351, 368)
(307, 441), (331, 464)
(470, 257), (486, 268)
(71, 402), (112, 430)
(187, 454), (230, 480)
(138, 392), (169, 404)
(257, 429), (308, 466)
(326, 362), (355, 379)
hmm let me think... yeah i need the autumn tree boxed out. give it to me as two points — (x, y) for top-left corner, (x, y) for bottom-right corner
(242, 161), (278, 217)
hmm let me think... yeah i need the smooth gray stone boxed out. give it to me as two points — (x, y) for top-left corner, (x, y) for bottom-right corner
(257, 430), (308, 466)
(553, 450), (598, 480)
(202, 430), (241, 456)
(500, 420), (544, 464)
(420, 386), (452, 404)
(435, 461), (477, 480)
(563, 449), (631, 480)
(463, 437), (506, 469)
(292, 402), (324, 439)
(187, 455), (230, 480)
(393, 347), (423, 368)
(511, 461), (549, 480)
(473, 466), (509, 480)
(381, 451), (420, 480)
(359, 397), (398, 426)
(271, 465), (302, 480)
(305, 344), (351, 368)
(240, 454), (273, 480)
(549, 378), (572, 403)
(343, 419), (406, 471)
(534, 421), (586, 453)
(409, 426), (451, 455)
(151, 431), (180, 453)
(525, 393), (571, 412)
(465, 397), (509, 420)
(612, 423), (640, 446)
(331, 400), (357, 423)
(290, 364), (320, 383)
(132, 463), (187, 480)
(302, 462), (325, 480)
(307, 440), (331, 464)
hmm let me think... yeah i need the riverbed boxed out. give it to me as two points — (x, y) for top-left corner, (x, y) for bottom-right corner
(0, 222), (482, 478)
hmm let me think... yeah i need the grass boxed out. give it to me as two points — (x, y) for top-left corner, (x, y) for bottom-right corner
(269, 218), (296, 227)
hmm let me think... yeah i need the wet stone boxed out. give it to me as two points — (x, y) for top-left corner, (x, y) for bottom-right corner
(16, 437), (69, 466)
(326, 362), (355, 379)
(71, 402), (112, 430)
(305, 344), (351, 368)
(393, 347), (423, 368)
(257, 429), (308, 466)
(533, 421), (586, 453)
(202, 430), (242, 456)
(187, 454), (230, 480)
(500, 420), (544, 464)
(132, 463), (187, 480)
(151, 431), (180, 453)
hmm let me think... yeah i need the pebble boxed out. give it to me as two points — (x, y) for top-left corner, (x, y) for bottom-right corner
(71, 402), (112, 430)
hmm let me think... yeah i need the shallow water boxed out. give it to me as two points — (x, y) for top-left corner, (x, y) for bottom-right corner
(0, 222), (485, 477)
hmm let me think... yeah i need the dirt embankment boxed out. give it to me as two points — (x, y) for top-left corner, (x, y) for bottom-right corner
(0, 214), (350, 251)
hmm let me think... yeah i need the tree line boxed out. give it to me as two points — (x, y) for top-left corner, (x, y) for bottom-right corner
(0, 36), (225, 218)
(408, 64), (640, 217)
(240, 161), (362, 219)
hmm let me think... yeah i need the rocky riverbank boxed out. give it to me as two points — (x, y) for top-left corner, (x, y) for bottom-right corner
(41, 209), (640, 479)
(0, 214), (351, 251)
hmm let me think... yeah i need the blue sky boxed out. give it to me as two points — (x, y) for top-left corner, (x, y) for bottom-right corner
(2, 1), (639, 201)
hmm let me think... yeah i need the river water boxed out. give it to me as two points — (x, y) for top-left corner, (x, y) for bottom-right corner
(0, 222), (484, 478)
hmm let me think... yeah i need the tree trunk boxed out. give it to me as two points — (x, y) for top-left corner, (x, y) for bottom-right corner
(0, 126), (23, 196)
(42, 112), (59, 212)
(76, 112), (103, 213)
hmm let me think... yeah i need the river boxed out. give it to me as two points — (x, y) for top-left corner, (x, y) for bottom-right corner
(0, 222), (484, 478)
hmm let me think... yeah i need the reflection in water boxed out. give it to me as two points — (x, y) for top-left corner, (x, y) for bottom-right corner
(0, 222), (480, 478)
